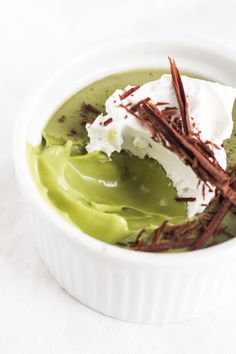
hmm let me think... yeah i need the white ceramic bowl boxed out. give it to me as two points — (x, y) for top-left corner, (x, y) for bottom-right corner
(13, 36), (236, 324)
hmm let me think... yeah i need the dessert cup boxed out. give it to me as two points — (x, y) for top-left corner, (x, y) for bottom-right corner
(13, 35), (236, 324)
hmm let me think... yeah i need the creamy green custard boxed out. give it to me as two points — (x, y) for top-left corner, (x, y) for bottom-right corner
(28, 69), (236, 247)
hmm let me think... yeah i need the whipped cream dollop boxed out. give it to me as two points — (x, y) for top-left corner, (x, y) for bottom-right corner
(86, 75), (236, 217)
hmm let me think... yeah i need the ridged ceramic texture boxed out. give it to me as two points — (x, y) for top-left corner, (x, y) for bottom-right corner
(13, 37), (236, 324)
(32, 211), (236, 324)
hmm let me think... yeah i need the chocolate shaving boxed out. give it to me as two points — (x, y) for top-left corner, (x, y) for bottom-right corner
(58, 115), (66, 123)
(103, 118), (113, 126)
(156, 102), (169, 106)
(150, 220), (168, 244)
(119, 85), (140, 100)
(129, 229), (146, 250)
(140, 238), (195, 252)
(202, 184), (206, 200)
(130, 97), (151, 112)
(81, 118), (94, 126)
(168, 57), (191, 136)
(67, 128), (77, 136)
(83, 103), (101, 114)
(175, 197), (196, 202)
(161, 107), (178, 116)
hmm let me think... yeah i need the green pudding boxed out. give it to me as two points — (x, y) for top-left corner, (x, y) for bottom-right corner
(28, 69), (236, 248)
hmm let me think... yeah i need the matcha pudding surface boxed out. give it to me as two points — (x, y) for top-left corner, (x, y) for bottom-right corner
(28, 69), (236, 250)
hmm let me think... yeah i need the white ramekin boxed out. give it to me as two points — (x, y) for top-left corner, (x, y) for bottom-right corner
(13, 36), (236, 324)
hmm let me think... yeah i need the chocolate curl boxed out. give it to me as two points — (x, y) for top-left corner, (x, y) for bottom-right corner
(168, 57), (191, 136)
(119, 86), (140, 100)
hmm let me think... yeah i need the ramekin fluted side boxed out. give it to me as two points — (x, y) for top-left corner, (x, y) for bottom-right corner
(32, 212), (236, 324)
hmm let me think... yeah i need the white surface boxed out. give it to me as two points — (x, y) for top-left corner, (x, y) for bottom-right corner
(1, 0), (236, 352)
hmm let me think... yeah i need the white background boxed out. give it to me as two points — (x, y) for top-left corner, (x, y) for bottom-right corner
(1, 0), (236, 353)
